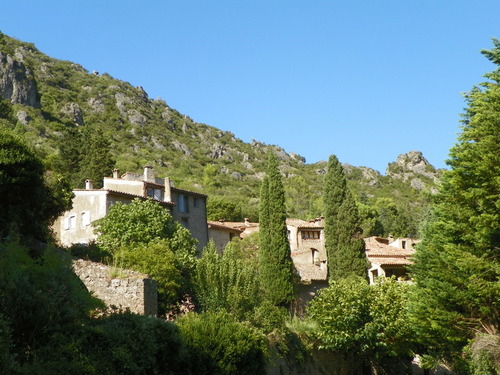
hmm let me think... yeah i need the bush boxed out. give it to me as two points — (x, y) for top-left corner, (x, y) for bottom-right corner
(194, 241), (261, 320)
(177, 311), (267, 375)
(0, 241), (101, 373)
(80, 312), (189, 375)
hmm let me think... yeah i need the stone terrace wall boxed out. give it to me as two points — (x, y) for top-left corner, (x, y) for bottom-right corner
(72, 259), (157, 316)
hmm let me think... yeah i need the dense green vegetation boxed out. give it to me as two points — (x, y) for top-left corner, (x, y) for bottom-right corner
(409, 40), (500, 374)
(309, 277), (415, 374)
(1, 31), (498, 374)
(93, 198), (197, 313)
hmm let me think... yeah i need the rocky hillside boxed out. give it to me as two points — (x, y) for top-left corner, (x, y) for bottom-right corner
(0, 32), (441, 235)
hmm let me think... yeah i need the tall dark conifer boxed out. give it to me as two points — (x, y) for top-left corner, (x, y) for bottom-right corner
(410, 40), (500, 371)
(323, 155), (367, 281)
(258, 153), (295, 306)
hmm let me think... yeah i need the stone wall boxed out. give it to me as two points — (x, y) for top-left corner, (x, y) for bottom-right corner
(72, 259), (157, 316)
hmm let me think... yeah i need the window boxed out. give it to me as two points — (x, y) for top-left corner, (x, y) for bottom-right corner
(178, 195), (189, 213)
(64, 215), (77, 230)
(193, 198), (199, 208)
(301, 230), (320, 239)
(81, 211), (91, 226)
(147, 188), (163, 201)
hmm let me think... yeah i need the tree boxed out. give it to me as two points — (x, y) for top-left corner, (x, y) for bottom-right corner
(93, 198), (179, 252)
(55, 126), (115, 189)
(116, 240), (182, 314)
(323, 155), (367, 281)
(93, 198), (198, 311)
(258, 153), (295, 307)
(0, 242), (101, 371)
(409, 40), (500, 373)
(206, 196), (242, 221)
(0, 128), (72, 243)
(79, 127), (115, 189)
(308, 276), (415, 374)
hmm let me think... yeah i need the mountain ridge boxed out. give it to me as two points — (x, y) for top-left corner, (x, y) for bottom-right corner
(0, 32), (439, 234)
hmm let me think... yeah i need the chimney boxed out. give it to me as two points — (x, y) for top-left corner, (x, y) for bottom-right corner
(144, 166), (155, 182)
(244, 218), (250, 227)
(112, 169), (120, 179)
(164, 177), (172, 202)
(85, 180), (93, 190)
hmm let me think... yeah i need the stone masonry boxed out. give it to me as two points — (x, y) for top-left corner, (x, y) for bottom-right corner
(72, 259), (158, 316)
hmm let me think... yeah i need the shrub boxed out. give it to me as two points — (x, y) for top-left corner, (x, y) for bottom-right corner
(177, 311), (266, 375)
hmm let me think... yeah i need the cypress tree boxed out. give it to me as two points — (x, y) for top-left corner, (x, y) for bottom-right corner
(79, 128), (115, 189)
(323, 155), (367, 281)
(258, 153), (295, 306)
(410, 40), (500, 371)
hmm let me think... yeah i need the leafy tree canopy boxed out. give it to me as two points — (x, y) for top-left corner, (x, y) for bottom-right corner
(93, 198), (182, 252)
(308, 276), (415, 374)
(206, 196), (243, 222)
(93, 198), (198, 312)
(0, 127), (72, 243)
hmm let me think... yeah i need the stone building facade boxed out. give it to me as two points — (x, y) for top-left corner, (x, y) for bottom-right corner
(207, 220), (243, 252)
(364, 236), (419, 284)
(53, 166), (209, 251)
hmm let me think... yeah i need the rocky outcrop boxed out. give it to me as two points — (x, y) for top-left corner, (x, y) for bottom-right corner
(0, 52), (40, 108)
(61, 102), (84, 125)
(386, 151), (440, 189)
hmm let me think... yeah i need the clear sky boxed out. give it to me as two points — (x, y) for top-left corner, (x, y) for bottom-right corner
(1, 1), (499, 172)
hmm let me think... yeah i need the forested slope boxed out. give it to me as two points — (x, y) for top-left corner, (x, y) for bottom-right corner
(0, 32), (440, 236)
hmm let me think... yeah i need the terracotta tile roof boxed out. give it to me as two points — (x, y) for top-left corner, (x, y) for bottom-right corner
(286, 217), (324, 229)
(367, 257), (413, 266)
(207, 221), (243, 233)
(294, 263), (328, 281)
(364, 236), (416, 266)
(286, 218), (308, 227)
(221, 221), (260, 238)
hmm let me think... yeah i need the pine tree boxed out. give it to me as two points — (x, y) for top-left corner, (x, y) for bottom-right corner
(258, 153), (295, 306)
(323, 155), (367, 281)
(410, 40), (500, 372)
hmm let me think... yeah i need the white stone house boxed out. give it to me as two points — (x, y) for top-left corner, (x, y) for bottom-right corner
(53, 166), (209, 251)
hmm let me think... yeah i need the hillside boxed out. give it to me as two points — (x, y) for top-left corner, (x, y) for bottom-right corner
(0, 32), (441, 236)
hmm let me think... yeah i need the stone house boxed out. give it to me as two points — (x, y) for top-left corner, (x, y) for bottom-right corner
(221, 217), (328, 283)
(222, 218), (260, 238)
(286, 217), (328, 283)
(364, 236), (419, 284)
(207, 220), (243, 252)
(53, 166), (209, 251)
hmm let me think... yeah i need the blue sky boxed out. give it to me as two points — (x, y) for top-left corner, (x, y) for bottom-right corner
(1, 1), (499, 172)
